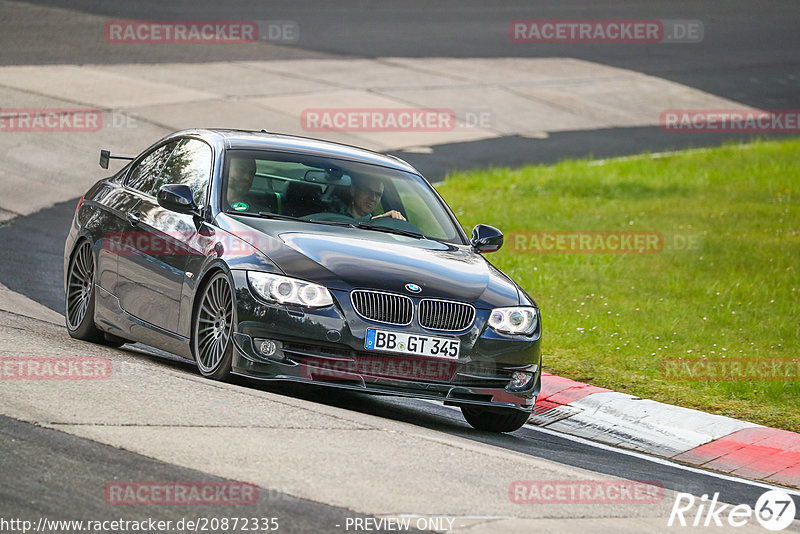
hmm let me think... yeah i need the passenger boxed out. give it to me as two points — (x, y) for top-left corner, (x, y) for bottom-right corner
(345, 174), (406, 221)
(226, 157), (260, 211)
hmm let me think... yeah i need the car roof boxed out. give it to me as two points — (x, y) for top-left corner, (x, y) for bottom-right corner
(177, 128), (419, 174)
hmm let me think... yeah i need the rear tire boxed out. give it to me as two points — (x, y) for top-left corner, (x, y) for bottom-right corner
(461, 405), (531, 433)
(65, 240), (105, 343)
(192, 271), (235, 381)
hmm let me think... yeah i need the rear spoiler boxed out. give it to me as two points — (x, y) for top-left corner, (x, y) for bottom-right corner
(99, 149), (135, 169)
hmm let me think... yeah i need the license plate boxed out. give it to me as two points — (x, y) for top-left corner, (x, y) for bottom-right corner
(365, 329), (459, 359)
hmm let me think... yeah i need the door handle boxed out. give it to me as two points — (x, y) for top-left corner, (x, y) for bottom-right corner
(126, 212), (141, 226)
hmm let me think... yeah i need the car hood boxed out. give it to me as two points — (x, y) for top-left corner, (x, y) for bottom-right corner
(223, 216), (521, 308)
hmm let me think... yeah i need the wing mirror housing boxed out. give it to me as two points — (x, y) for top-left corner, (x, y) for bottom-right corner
(471, 224), (503, 253)
(157, 184), (199, 215)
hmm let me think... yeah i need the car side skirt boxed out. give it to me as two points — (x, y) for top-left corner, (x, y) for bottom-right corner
(94, 285), (192, 359)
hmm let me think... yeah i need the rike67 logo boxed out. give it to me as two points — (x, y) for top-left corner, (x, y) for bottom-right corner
(668, 489), (797, 531)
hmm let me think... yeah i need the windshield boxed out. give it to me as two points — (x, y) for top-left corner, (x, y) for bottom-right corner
(221, 149), (465, 244)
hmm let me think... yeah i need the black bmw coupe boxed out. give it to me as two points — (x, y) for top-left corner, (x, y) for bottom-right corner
(64, 129), (541, 432)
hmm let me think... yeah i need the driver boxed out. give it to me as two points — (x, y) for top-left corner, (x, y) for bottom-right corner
(346, 174), (406, 221)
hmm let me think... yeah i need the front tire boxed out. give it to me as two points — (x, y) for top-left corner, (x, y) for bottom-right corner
(192, 271), (235, 381)
(461, 405), (531, 433)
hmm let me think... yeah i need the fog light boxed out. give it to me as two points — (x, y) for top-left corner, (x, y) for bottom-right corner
(254, 338), (278, 357)
(510, 371), (534, 389)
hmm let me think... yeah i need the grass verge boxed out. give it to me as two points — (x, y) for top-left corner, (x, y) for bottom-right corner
(437, 139), (800, 432)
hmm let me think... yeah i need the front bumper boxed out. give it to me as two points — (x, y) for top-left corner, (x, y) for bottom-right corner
(229, 270), (542, 411)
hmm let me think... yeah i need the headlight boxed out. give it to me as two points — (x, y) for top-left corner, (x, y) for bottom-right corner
(488, 306), (538, 335)
(247, 272), (333, 308)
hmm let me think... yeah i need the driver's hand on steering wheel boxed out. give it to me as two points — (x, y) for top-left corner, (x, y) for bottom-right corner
(372, 210), (406, 221)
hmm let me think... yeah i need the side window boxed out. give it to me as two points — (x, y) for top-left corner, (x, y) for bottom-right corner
(126, 140), (180, 195)
(158, 139), (212, 204)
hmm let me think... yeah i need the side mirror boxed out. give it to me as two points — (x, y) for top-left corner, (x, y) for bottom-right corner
(157, 184), (198, 214)
(471, 224), (503, 253)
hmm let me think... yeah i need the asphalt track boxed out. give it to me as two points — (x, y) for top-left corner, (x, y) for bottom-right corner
(2, 0), (800, 530)
(2, 0), (799, 175)
(2, 0), (800, 307)
(0, 414), (411, 534)
(7, 0), (800, 114)
(0, 197), (793, 518)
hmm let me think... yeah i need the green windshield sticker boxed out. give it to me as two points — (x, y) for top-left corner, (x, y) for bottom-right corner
(232, 202), (249, 211)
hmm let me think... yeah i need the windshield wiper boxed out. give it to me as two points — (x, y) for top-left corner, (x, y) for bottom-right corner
(262, 213), (359, 228)
(230, 210), (357, 228)
(307, 220), (356, 228)
(258, 211), (307, 221)
(227, 210), (309, 221)
(226, 210), (292, 219)
(231, 211), (424, 237)
(353, 222), (427, 240)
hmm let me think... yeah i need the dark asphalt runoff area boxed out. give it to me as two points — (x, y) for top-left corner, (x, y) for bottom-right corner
(1, 0), (799, 528)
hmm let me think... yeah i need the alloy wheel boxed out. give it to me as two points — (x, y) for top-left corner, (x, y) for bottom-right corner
(66, 241), (95, 330)
(195, 273), (234, 375)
